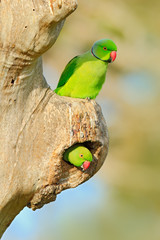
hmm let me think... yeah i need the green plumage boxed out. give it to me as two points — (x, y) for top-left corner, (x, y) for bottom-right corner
(54, 39), (117, 99)
(64, 144), (93, 170)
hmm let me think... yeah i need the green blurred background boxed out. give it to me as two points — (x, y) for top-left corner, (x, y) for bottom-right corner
(3, 0), (160, 239)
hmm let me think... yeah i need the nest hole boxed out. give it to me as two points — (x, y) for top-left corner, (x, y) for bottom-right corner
(62, 141), (102, 161)
(61, 140), (103, 171)
(53, 140), (104, 193)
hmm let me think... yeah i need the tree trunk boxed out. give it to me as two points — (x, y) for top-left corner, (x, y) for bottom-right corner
(0, 0), (109, 237)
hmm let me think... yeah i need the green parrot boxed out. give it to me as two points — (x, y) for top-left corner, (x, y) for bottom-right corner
(63, 144), (93, 171)
(54, 39), (117, 99)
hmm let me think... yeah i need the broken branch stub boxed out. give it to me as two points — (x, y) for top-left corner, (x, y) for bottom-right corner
(0, 0), (109, 237)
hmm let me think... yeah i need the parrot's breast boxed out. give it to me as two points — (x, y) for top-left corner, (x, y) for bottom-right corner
(56, 52), (108, 99)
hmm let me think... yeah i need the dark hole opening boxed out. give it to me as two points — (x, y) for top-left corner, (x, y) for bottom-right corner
(63, 141), (102, 164)
(83, 141), (102, 155)
(11, 79), (15, 85)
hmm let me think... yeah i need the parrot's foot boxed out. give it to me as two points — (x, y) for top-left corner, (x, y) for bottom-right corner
(86, 97), (91, 101)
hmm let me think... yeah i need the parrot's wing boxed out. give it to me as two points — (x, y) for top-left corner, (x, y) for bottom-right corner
(56, 56), (79, 88)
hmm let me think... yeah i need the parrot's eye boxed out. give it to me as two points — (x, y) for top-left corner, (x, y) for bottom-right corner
(80, 154), (83, 158)
(103, 47), (107, 51)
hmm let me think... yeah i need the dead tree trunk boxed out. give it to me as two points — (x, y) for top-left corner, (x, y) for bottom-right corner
(0, 0), (109, 237)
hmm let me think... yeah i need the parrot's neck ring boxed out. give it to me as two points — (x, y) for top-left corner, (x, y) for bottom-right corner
(91, 47), (111, 63)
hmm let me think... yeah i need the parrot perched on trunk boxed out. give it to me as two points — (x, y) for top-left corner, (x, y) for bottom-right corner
(63, 144), (93, 171)
(54, 39), (117, 99)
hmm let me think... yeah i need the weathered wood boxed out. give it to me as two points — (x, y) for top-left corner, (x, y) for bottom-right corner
(0, 0), (108, 237)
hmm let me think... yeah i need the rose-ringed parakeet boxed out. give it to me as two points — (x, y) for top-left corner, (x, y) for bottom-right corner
(63, 144), (93, 171)
(54, 39), (117, 99)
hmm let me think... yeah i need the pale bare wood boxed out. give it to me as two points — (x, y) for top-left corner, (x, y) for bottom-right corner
(0, 0), (108, 237)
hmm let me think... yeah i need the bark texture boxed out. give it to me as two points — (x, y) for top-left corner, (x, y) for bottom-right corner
(0, 0), (109, 237)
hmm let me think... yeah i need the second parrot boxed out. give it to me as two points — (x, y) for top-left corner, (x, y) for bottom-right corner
(63, 144), (93, 171)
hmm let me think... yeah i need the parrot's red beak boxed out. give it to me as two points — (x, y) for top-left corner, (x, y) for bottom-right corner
(110, 51), (117, 62)
(82, 161), (91, 171)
